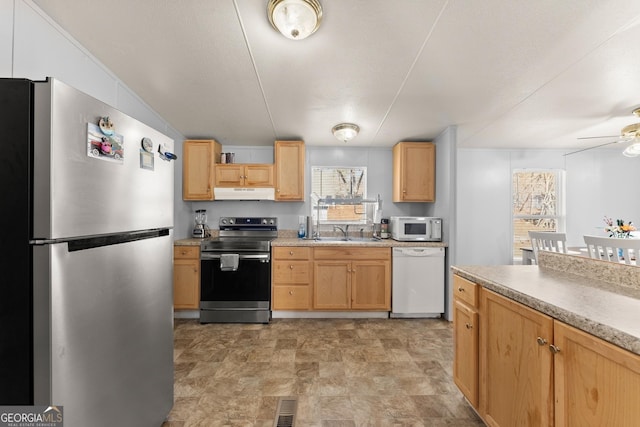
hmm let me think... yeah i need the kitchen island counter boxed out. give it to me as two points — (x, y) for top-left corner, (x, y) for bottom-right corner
(452, 251), (640, 355)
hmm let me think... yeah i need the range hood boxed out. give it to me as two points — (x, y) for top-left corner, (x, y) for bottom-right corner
(214, 187), (275, 201)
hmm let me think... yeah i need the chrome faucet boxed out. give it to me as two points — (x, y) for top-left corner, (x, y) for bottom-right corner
(333, 225), (350, 240)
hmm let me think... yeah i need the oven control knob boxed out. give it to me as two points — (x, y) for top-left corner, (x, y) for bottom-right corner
(220, 218), (227, 225)
(262, 219), (267, 224)
(269, 219), (275, 225)
(229, 218), (235, 224)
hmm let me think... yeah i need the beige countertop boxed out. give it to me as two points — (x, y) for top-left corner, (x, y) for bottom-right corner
(271, 237), (447, 248)
(175, 232), (447, 248)
(452, 251), (640, 355)
(174, 238), (209, 246)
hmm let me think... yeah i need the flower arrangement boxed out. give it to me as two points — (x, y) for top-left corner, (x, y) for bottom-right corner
(603, 216), (636, 238)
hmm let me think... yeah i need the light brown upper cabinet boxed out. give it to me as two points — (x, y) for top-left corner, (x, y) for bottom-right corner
(214, 164), (273, 187)
(393, 141), (435, 202)
(275, 140), (305, 201)
(182, 139), (220, 200)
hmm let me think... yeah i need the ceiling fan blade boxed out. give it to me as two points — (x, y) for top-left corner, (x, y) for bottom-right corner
(564, 140), (621, 156)
(576, 135), (619, 140)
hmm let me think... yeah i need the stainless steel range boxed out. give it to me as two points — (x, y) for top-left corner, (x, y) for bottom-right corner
(200, 216), (277, 323)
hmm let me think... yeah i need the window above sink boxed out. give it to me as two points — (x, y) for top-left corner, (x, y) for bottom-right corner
(310, 166), (380, 226)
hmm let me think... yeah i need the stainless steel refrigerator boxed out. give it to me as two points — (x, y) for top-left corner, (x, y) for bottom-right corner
(0, 78), (174, 426)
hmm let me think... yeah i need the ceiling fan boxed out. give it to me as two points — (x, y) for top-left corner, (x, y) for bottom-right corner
(565, 108), (640, 157)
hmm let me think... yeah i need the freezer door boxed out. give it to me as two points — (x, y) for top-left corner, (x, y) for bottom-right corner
(32, 78), (174, 239)
(33, 232), (174, 427)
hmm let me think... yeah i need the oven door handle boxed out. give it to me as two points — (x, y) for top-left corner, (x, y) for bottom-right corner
(200, 253), (270, 261)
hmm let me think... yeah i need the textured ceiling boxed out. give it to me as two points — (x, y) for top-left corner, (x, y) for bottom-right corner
(34, 0), (640, 150)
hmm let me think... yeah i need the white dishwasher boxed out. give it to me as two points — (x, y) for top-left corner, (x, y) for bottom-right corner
(391, 246), (445, 318)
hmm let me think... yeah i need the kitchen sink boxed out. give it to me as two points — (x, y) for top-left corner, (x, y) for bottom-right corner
(313, 237), (381, 243)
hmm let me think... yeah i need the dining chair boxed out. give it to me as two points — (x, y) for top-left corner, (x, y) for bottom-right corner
(528, 231), (568, 264)
(583, 235), (640, 265)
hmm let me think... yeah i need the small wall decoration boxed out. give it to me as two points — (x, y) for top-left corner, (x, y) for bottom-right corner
(140, 149), (154, 171)
(98, 116), (115, 136)
(87, 122), (124, 164)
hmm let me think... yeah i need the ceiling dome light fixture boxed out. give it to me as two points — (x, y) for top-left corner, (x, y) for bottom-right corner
(268, 0), (323, 40)
(623, 142), (640, 157)
(332, 123), (360, 143)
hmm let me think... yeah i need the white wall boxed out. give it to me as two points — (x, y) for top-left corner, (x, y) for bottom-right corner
(456, 148), (640, 266)
(4, 1), (186, 230)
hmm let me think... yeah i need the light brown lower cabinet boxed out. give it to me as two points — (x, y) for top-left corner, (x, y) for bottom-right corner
(272, 246), (312, 310)
(173, 246), (200, 309)
(453, 274), (640, 427)
(453, 275), (479, 407)
(313, 247), (390, 310)
(554, 321), (640, 426)
(480, 289), (554, 427)
(271, 246), (391, 311)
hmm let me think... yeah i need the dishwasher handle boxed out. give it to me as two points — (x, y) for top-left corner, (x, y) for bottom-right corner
(393, 247), (444, 257)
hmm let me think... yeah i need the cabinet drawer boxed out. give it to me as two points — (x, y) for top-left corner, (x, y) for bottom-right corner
(314, 247), (390, 260)
(453, 274), (478, 307)
(273, 285), (310, 310)
(174, 246), (200, 259)
(273, 261), (310, 283)
(273, 246), (311, 260)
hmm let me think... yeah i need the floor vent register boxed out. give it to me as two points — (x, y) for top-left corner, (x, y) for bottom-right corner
(273, 397), (298, 427)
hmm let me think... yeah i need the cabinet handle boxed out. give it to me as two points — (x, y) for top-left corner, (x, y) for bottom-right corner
(289, 265), (294, 269)
(549, 344), (561, 354)
(289, 251), (294, 255)
(465, 323), (473, 329)
(458, 287), (465, 292)
(536, 337), (547, 346)
(289, 290), (293, 295)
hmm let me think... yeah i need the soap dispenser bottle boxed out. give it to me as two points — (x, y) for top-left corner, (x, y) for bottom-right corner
(298, 215), (306, 238)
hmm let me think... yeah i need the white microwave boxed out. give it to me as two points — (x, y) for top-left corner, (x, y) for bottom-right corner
(389, 216), (442, 242)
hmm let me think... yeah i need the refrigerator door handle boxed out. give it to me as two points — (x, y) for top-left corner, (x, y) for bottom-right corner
(30, 228), (170, 250)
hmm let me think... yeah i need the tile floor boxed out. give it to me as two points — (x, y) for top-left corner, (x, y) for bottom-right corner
(162, 318), (485, 426)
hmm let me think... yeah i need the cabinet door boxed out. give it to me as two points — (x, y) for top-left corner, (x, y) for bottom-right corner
(453, 299), (479, 408)
(183, 140), (218, 200)
(351, 260), (390, 310)
(393, 142), (435, 202)
(214, 164), (245, 186)
(480, 289), (554, 427)
(275, 140), (305, 200)
(313, 260), (350, 309)
(173, 259), (200, 309)
(245, 164), (274, 187)
(554, 321), (640, 427)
